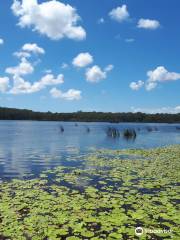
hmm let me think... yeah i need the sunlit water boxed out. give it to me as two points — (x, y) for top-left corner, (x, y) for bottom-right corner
(0, 121), (180, 181)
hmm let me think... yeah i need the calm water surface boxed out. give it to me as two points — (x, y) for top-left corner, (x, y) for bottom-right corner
(0, 121), (180, 181)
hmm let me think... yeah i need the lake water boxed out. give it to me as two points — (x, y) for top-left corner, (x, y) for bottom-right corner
(0, 121), (180, 181)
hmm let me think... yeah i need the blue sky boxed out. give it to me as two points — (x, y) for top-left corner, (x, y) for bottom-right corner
(0, 0), (180, 113)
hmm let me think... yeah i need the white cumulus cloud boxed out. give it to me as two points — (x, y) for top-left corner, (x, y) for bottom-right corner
(130, 66), (180, 91)
(11, 0), (86, 41)
(147, 66), (180, 82)
(22, 43), (45, 55)
(0, 43), (67, 95)
(145, 82), (157, 91)
(40, 74), (64, 86)
(104, 64), (114, 72)
(0, 77), (9, 92)
(0, 38), (4, 45)
(85, 65), (113, 83)
(14, 51), (31, 59)
(145, 66), (180, 90)
(109, 5), (129, 23)
(13, 43), (44, 60)
(5, 58), (34, 76)
(50, 87), (81, 100)
(129, 80), (144, 90)
(10, 73), (64, 94)
(131, 106), (180, 114)
(72, 52), (93, 68)
(137, 18), (160, 30)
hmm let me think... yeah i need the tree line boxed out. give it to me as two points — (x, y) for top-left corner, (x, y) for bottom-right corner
(0, 107), (180, 123)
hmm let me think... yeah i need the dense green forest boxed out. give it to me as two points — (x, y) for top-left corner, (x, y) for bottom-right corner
(0, 107), (180, 123)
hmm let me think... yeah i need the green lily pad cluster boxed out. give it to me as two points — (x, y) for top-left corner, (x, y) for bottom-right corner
(0, 145), (180, 239)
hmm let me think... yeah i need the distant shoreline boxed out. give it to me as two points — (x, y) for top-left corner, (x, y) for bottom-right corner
(0, 120), (179, 124)
(0, 107), (180, 123)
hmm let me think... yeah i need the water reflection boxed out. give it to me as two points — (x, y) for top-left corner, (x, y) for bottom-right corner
(0, 121), (179, 180)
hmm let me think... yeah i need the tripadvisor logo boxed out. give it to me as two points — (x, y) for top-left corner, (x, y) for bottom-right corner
(135, 226), (172, 237)
(135, 227), (144, 236)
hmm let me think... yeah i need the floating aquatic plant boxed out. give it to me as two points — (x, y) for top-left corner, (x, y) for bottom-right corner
(0, 145), (179, 239)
